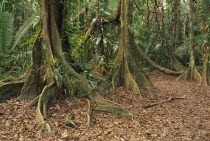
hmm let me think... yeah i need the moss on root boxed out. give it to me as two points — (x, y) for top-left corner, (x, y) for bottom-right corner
(176, 67), (202, 82)
(20, 67), (44, 100)
(108, 43), (154, 95)
(94, 95), (132, 118)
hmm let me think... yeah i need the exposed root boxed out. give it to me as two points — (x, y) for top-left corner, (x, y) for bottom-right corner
(94, 94), (132, 118)
(108, 43), (154, 95)
(134, 43), (184, 75)
(0, 80), (24, 100)
(36, 82), (56, 133)
(176, 67), (202, 82)
(27, 95), (40, 108)
(97, 79), (114, 95)
(124, 60), (141, 94)
(171, 56), (186, 72)
(87, 99), (93, 127)
(128, 52), (154, 92)
(63, 76), (80, 102)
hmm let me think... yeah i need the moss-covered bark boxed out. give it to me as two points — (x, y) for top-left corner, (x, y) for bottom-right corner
(0, 0), (131, 133)
(108, 0), (153, 94)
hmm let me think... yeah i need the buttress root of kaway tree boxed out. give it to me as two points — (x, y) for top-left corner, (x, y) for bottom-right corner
(108, 0), (154, 95)
(0, 0), (132, 133)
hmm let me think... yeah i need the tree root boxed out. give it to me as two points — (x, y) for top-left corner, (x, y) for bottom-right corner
(36, 82), (56, 133)
(176, 67), (202, 82)
(87, 99), (92, 127)
(109, 42), (154, 95)
(134, 43), (184, 75)
(0, 80), (24, 100)
(171, 56), (186, 72)
(94, 94), (133, 118)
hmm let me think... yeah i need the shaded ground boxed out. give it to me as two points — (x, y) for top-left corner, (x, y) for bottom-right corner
(0, 72), (209, 140)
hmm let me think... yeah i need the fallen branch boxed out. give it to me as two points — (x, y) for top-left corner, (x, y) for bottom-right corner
(142, 97), (185, 109)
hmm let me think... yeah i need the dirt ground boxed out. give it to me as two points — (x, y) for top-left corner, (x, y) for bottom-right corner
(0, 72), (209, 141)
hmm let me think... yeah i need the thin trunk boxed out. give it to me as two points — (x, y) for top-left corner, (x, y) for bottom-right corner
(171, 0), (178, 53)
(147, 0), (150, 27)
(154, 0), (160, 30)
(177, 0), (201, 82)
(168, 0), (186, 72)
(77, 0), (80, 28)
(201, 0), (210, 85)
(84, 0), (89, 31)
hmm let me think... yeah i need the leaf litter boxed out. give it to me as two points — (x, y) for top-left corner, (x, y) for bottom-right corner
(0, 72), (209, 140)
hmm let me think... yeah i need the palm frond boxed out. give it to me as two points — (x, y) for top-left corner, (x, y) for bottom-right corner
(10, 14), (40, 51)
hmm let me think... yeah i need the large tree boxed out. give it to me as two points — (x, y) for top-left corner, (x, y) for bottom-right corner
(108, 0), (154, 94)
(0, 0), (131, 132)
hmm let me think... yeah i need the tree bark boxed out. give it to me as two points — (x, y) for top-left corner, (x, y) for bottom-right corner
(0, 0), (132, 132)
(201, 1), (210, 86)
(177, 0), (202, 82)
(108, 0), (154, 95)
(169, 0), (186, 72)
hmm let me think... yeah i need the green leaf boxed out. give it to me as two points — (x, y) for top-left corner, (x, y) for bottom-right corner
(104, 11), (111, 15)
(96, 36), (102, 45)
(128, 25), (134, 33)
(10, 14), (40, 51)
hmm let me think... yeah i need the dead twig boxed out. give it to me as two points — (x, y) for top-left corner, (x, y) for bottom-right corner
(142, 97), (185, 109)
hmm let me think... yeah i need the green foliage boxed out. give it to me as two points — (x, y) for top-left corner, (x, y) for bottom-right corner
(108, 0), (118, 10)
(0, 12), (14, 53)
(69, 29), (86, 59)
(83, 70), (103, 90)
(11, 14), (40, 51)
(0, 50), (31, 79)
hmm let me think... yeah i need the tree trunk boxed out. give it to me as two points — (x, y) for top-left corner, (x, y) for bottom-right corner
(169, 0), (186, 72)
(177, 0), (201, 82)
(202, 44), (210, 86)
(201, 1), (210, 86)
(0, 0), (131, 132)
(108, 0), (154, 95)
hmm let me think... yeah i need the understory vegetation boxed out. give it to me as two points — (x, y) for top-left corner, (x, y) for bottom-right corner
(0, 0), (209, 139)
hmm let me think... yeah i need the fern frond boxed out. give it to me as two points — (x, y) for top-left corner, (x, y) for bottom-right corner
(10, 14), (40, 51)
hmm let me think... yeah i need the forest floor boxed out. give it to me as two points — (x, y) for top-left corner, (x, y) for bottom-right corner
(0, 72), (210, 141)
